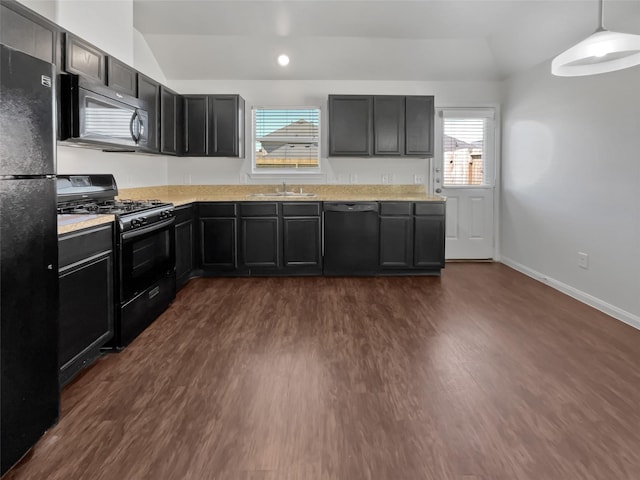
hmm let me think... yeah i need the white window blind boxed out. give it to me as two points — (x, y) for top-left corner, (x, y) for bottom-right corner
(253, 107), (321, 171)
(441, 109), (494, 187)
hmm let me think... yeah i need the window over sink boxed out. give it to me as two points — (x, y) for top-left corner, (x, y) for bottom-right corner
(252, 107), (321, 174)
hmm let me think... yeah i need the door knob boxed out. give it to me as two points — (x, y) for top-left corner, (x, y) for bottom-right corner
(435, 188), (442, 194)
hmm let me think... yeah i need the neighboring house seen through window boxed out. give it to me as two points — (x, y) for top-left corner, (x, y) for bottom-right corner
(253, 107), (321, 172)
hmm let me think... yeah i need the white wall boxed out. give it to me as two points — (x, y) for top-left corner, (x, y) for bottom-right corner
(133, 28), (166, 84)
(56, 145), (168, 188)
(501, 61), (640, 327)
(167, 79), (502, 185)
(54, 0), (134, 65)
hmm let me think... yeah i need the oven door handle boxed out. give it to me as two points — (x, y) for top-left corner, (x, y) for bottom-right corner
(121, 217), (175, 241)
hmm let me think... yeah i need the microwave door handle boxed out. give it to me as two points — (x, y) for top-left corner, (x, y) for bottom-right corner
(129, 109), (137, 142)
(137, 113), (144, 143)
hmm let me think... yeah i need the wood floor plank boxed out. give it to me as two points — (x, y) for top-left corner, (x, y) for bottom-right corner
(4, 263), (640, 479)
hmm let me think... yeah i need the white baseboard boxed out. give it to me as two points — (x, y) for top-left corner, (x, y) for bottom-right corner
(500, 257), (640, 332)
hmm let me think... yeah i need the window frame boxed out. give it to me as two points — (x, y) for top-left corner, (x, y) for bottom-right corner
(251, 105), (323, 175)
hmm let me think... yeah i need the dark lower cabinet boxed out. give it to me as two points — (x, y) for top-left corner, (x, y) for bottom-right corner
(378, 201), (445, 273)
(174, 205), (195, 288)
(199, 203), (237, 273)
(379, 202), (413, 268)
(413, 202), (446, 270)
(239, 203), (280, 271)
(193, 200), (443, 276)
(58, 223), (114, 386)
(282, 204), (322, 275)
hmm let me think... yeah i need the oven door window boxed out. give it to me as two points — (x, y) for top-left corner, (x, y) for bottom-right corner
(121, 226), (174, 301)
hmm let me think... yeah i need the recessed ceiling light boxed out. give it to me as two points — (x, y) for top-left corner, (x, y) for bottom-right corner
(278, 54), (290, 67)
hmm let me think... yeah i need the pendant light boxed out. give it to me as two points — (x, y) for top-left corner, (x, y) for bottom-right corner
(551, 0), (640, 76)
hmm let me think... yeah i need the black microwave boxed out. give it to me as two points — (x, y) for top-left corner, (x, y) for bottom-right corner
(59, 74), (149, 151)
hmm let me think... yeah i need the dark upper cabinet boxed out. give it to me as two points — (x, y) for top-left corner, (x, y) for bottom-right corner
(160, 86), (180, 155)
(107, 56), (137, 97)
(414, 203), (445, 268)
(199, 203), (237, 271)
(183, 95), (209, 156)
(64, 33), (105, 83)
(405, 96), (434, 156)
(374, 96), (405, 156)
(174, 205), (195, 289)
(329, 94), (434, 157)
(0, 3), (59, 65)
(209, 95), (244, 157)
(137, 74), (160, 152)
(182, 94), (245, 157)
(328, 95), (373, 156)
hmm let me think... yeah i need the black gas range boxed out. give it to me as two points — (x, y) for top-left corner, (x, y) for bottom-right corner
(57, 174), (176, 349)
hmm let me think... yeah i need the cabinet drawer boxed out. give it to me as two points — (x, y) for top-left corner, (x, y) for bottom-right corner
(282, 202), (320, 217)
(199, 203), (237, 217)
(59, 223), (113, 268)
(379, 202), (412, 216)
(239, 202), (278, 217)
(415, 202), (445, 216)
(174, 204), (194, 224)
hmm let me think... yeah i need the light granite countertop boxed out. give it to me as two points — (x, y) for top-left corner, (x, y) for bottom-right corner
(57, 185), (444, 235)
(57, 214), (115, 235)
(118, 184), (445, 206)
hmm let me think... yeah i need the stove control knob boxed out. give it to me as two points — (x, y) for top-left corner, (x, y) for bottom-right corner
(131, 218), (143, 228)
(160, 210), (173, 219)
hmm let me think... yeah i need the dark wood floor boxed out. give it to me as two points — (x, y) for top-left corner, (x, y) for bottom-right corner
(4, 263), (640, 480)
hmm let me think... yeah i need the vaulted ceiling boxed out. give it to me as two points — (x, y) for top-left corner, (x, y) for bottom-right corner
(132, 0), (640, 81)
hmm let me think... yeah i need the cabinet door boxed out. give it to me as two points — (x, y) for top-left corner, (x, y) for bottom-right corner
(283, 217), (321, 269)
(175, 219), (194, 288)
(241, 217), (279, 268)
(328, 95), (372, 156)
(59, 253), (114, 377)
(137, 74), (160, 152)
(0, 4), (57, 65)
(160, 87), (178, 155)
(379, 215), (413, 268)
(374, 96), (404, 156)
(209, 95), (240, 157)
(65, 34), (105, 83)
(405, 96), (434, 156)
(200, 217), (236, 269)
(414, 215), (445, 268)
(107, 57), (137, 97)
(183, 95), (208, 156)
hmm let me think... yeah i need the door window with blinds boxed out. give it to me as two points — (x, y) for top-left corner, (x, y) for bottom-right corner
(253, 107), (321, 172)
(441, 109), (495, 186)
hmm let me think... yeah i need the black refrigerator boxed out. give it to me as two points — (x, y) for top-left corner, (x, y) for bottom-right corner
(0, 44), (60, 475)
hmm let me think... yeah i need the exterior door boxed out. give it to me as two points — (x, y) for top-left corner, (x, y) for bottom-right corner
(433, 109), (497, 260)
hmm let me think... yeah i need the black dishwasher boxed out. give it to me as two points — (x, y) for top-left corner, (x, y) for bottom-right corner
(323, 202), (379, 275)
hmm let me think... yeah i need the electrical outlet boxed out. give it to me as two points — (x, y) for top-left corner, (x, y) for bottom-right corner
(350, 173), (358, 184)
(578, 252), (589, 269)
(381, 174), (390, 184)
(414, 174), (425, 184)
